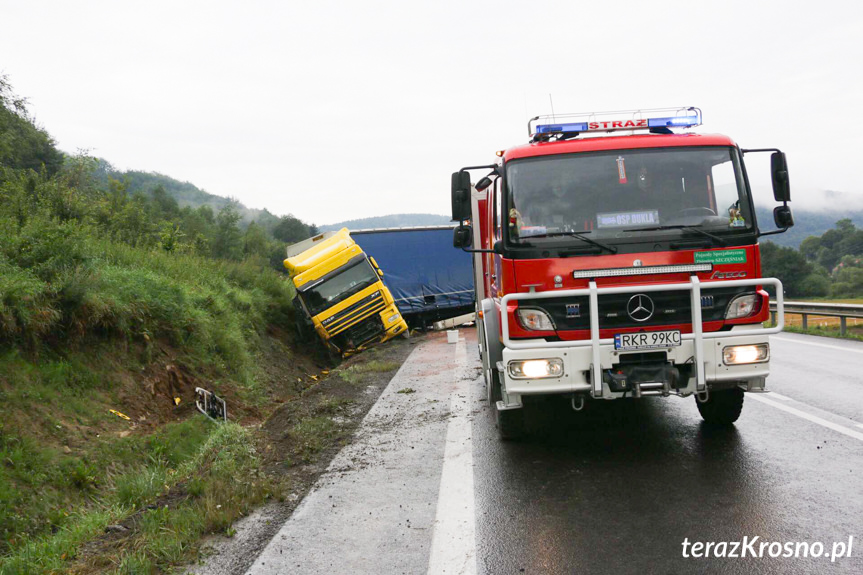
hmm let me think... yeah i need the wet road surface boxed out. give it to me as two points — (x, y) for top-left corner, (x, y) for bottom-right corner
(244, 329), (862, 574)
(474, 331), (862, 574)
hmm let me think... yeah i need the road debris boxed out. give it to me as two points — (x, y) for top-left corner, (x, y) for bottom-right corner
(109, 409), (131, 421)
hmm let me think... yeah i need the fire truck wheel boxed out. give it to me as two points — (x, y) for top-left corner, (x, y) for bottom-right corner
(695, 387), (744, 425)
(496, 406), (525, 440)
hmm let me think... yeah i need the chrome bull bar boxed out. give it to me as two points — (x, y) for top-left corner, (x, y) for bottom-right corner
(500, 277), (785, 397)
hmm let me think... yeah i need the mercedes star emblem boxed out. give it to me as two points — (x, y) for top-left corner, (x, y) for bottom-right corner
(627, 294), (654, 322)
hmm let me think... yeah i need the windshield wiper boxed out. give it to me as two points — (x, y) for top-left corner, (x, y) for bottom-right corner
(534, 231), (618, 254)
(624, 225), (726, 246)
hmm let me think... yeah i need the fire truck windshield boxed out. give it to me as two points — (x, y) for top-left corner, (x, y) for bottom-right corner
(506, 147), (752, 246)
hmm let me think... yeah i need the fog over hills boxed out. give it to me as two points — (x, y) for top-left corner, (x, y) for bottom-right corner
(318, 213), (452, 231)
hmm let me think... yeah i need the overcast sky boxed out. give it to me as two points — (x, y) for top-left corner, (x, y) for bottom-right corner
(2, 0), (862, 225)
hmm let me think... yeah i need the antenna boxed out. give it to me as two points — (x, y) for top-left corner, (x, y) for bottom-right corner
(549, 93), (556, 122)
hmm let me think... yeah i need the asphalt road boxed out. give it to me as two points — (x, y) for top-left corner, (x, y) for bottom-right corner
(244, 329), (862, 575)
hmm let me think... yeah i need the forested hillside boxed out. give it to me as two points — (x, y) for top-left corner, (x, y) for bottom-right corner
(762, 218), (863, 297)
(755, 205), (863, 249)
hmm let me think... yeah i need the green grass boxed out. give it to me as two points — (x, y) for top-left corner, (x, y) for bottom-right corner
(0, 214), (295, 383)
(289, 417), (339, 462)
(0, 413), (213, 556)
(0, 423), (277, 574)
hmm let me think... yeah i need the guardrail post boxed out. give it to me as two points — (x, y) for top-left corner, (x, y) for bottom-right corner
(770, 311), (777, 326)
(840, 316), (847, 336)
(801, 314), (808, 330)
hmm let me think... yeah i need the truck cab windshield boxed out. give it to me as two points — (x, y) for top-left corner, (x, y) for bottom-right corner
(300, 258), (379, 316)
(506, 146), (752, 247)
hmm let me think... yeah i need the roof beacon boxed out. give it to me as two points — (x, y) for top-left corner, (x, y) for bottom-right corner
(529, 106), (702, 141)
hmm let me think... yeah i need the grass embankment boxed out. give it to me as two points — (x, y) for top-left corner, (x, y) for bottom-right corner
(0, 213), (302, 572)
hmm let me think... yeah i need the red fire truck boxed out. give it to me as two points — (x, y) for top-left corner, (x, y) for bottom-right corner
(451, 107), (792, 439)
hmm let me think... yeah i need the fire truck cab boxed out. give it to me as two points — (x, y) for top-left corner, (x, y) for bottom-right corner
(452, 107), (792, 439)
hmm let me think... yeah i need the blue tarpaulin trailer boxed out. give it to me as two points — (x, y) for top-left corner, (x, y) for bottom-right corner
(351, 226), (474, 327)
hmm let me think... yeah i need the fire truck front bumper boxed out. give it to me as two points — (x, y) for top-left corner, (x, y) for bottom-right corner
(496, 277), (785, 408)
(499, 326), (771, 403)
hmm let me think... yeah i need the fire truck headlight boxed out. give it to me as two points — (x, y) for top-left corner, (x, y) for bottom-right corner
(723, 344), (769, 365)
(516, 308), (555, 331)
(508, 359), (564, 379)
(725, 293), (759, 320)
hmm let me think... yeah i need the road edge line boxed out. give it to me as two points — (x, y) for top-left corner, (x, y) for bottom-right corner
(748, 394), (863, 442)
(426, 337), (477, 575)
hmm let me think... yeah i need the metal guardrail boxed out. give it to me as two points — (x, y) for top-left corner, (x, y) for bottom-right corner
(769, 301), (863, 335)
(501, 277), (784, 398)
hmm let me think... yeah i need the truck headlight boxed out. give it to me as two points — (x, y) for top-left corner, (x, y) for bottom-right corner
(387, 313), (399, 324)
(723, 344), (769, 365)
(516, 308), (555, 331)
(725, 293), (759, 319)
(508, 359), (564, 379)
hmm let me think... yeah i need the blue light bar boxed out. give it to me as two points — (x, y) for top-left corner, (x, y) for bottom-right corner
(528, 107), (702, 138)
(647, 115), (700, 128)
(535, 122), (589, 134)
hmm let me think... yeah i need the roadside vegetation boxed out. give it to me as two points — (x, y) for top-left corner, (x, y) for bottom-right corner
(0, 75), (333, 572)
(761, 219), (863, 341)
(762, 219), (863, 298)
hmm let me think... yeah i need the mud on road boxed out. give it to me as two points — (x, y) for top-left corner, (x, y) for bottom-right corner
(186, 332), (422, 575)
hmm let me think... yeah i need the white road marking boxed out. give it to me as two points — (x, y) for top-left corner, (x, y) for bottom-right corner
(426, 338), (477, 575)
(855, 423), (863, 430)
(767, 391), (792, 401)
(748, 394), (863, 442)
(772, 336), (863, 355)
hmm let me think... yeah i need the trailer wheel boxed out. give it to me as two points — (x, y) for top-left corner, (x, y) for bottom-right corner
(695, 387), (744, 425)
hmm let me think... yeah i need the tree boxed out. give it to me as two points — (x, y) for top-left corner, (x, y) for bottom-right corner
(243, 222), (269, 258)
(760, 241), (816, 296)
(272, 215), (313, 244)
(212, 204), (243, 260)
(159, 222), (185, 253)
(0, 75), (64, 175)
(152, 185), (179, 219)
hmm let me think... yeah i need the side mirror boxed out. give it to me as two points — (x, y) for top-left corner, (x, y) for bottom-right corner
(773, 205), (794, 229)
(771, 152), (791, 202)
(475, 176), (492, 191)
(453, 224), (472, 248)
(451, 171), (472, 222)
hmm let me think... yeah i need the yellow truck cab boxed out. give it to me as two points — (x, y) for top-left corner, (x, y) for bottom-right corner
(285, 228), (408, 355)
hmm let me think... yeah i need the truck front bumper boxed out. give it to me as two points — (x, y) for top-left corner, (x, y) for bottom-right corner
(498, 277), (784, 405)
(501, 327), (770, 400)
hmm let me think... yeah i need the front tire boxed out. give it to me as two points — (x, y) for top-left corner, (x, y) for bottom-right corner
(490, 370), (525, 439)
(696, 387), (744, 425)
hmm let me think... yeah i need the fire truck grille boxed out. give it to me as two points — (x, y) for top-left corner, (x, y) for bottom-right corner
(534, 286), (755, 331)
